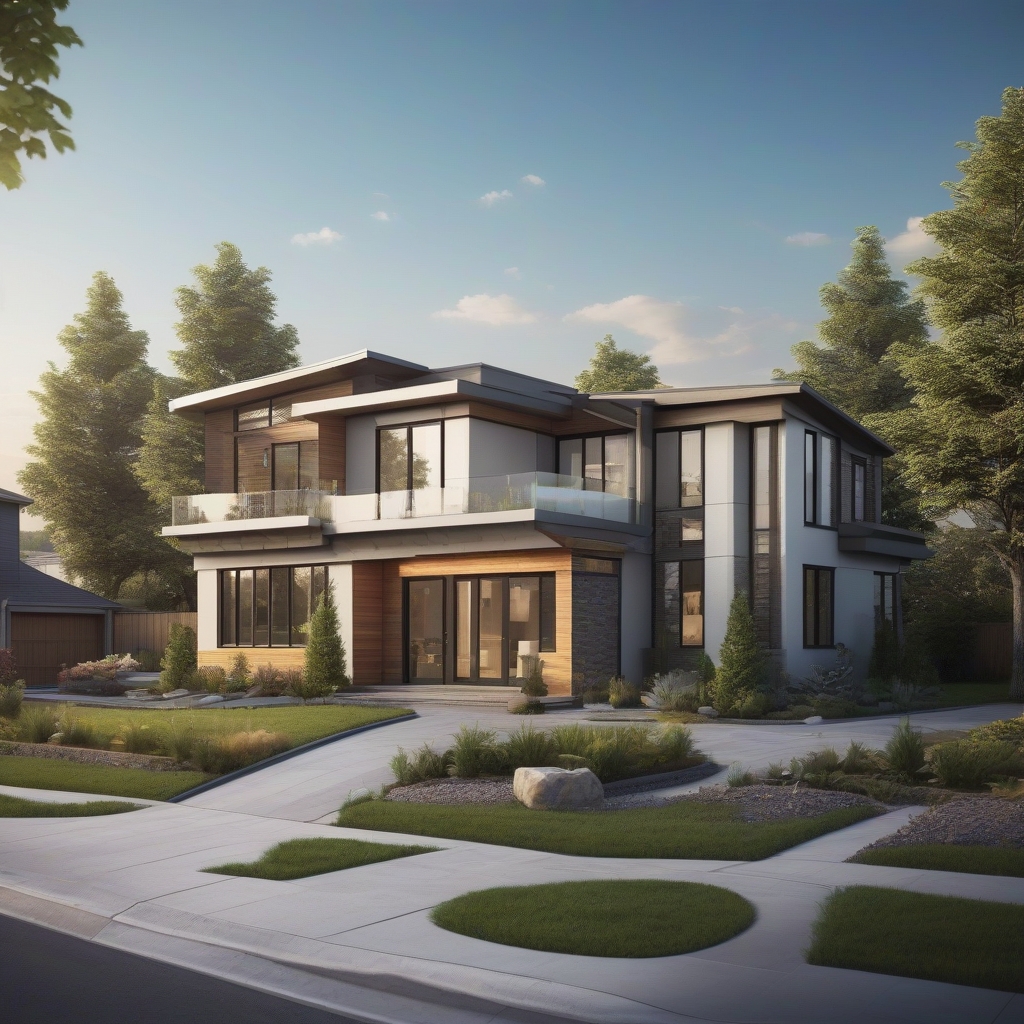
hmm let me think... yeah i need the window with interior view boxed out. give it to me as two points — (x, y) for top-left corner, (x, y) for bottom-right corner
(220, 565), (327, 647)
(804, 430), (836, 527)
(658, 560), (704, 647)
(655, 429), (702, 510)
(234, 439), (319, 495)
(875, 572), (896, 626)
(803, 566), (834, 648)
(557, 433), (633, 496)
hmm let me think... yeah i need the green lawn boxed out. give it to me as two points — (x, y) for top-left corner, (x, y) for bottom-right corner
(807, 886), (1024, 993)
(337, 799), (880, 860)
(0, 755), (210, 800)
(0, 793), (142, 817)
(850, 843), (1024, 878)
(935, 682), (1013, 707)
(205, 837), (438, 880)
(431, 879), (755, 957)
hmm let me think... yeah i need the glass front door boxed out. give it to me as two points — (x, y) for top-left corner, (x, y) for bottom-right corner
(407, 578), (444, 680)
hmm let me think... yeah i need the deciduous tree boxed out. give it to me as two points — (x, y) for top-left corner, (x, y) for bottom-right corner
(575, 335), (661, 392)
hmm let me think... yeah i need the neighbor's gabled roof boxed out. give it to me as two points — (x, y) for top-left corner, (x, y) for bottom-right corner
(0, 487), (33, 507)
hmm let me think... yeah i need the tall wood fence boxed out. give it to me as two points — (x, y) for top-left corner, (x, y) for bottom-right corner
(973, 622), (1012, 680)
(113, 611), (197, 656)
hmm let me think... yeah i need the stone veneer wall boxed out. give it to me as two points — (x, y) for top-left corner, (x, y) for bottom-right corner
(571, 570), (620, 691)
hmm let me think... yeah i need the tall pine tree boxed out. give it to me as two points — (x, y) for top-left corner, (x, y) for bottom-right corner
(774, 226), (930, 529)
(19, 273), (163, 598)
(892, 87), (1024, 700)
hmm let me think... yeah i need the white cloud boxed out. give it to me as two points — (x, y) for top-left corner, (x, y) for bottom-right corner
(504, 266), (521, 278)
(521, 174), (545, 186)
(372, 191), (389, 198)
(291, 226), (342, 246)
(478, 189), (513, 206)
(886, 216), (939, 259)
(371, 211), (390, 221)
(785, 231), (830, 246)
(433, 293), (536, 326)
(566, 295), (797, 365)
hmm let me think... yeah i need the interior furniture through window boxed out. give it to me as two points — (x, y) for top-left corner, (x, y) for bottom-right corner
(655, 429), (702, 510)
(557, 433), (633, 496)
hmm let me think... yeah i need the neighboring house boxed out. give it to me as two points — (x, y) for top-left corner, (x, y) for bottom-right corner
(0, 487), (119, 686)
(162, 350), (931, 694)
(20, 550), (70, 583)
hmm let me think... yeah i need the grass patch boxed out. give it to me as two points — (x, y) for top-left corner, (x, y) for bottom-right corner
(0, 755), (210, 800)
(205, 837), (438, 880)
(337, 800), (880, 860)
(0, 793), (141, 817)
(432, 879), (755, 957)
(807, 886), (1024, 992)
(935, 682), (1013, 707)
(850, 843), (1024, 878)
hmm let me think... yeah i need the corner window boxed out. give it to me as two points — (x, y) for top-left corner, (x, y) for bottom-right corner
(655, 429), (702, 510)
(803, 566), (834, 648)
(557, 433), (633, 497)
(219, 565), (327, 647)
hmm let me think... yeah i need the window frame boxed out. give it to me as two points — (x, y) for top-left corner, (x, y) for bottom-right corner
(851, 457), (867, 522)
(653, 426), (704, 511)
(556, 430), (633, 495)
(803, 565), (836, 649)
(376, 421), (445, 493)
(803, 428), (838, 530)
(656, 558), (705, 650)
(874, 571), (897, 627)
(218, 564), (327, 648)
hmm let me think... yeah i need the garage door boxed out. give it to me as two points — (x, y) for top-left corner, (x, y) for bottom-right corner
(9, 613), (105, 687)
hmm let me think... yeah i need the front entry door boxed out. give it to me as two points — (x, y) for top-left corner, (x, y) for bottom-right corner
(407, 578), (445, 680)
(454, 577), (508, 682)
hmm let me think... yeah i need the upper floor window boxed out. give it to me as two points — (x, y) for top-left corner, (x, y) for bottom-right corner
(852, 458), (866, 521)
(378, 422), (442, 492)
(655, 429), (702, 510)
(237, 398), (295, 431)
(557, 433), (633, 497)
(804, 429), (837, 527)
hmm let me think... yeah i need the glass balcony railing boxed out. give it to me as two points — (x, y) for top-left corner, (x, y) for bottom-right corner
(170, 473), (637, 528)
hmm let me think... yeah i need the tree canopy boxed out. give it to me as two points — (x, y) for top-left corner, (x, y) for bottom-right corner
(0, 0), (82, 190)
(575, 335), (662, 392)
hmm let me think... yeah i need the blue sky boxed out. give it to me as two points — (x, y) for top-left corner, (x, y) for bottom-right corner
(2, 0), (1022, 521)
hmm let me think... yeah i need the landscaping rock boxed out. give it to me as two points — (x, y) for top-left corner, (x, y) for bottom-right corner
(803, 715), (824, 725)
(124, 689), (158, 700)
(47, 732), (62, 744)
(161, 688), (189, 700)
(513, 766), (604, 810)
(196, 694), (224, 706)
(698, 706), (719, 718)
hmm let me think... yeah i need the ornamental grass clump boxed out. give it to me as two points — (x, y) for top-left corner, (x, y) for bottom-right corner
(504, 723), (557, 768)
(390, 743), (450, 786)
(885, 718), (926, 779)
(17, 704), (59, 743)
(121, 718), (162, 754)
(608, 677), (641, 708)
(0, 680), (24, 719)
(448, 725), (506, 778)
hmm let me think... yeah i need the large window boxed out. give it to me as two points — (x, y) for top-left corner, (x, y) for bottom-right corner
(557, 433), (633, 496)
(236, 397), (295, 431)
(655, 429), (702, 510)
(804, 430), (836, 527)
(378, 423), (443, 492)
(220, 565), (327, 647)
(235, 439), (319, 493)
(803, 566), (834, 648)
(659, 560), (704, 648)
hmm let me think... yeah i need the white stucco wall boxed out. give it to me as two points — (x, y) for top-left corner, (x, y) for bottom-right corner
(329, 562), (354, 674)
(467, 419), (539, 479)
(620, 550), (651, 683)
(345, 415), (376, 495)
(444, 417), (470, 482)
(196, 569), (218, 650)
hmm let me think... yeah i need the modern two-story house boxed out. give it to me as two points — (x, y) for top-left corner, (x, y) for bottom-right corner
(163, 349), (931, 695)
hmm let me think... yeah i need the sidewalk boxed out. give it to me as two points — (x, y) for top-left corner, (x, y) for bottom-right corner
(1, 784), (1022, 1024)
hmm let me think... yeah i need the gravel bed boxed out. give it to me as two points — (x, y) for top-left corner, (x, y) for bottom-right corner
(860, 797), (1024, 850)
(0, 740), (181, 772)
(608, 783), (884, 820)
(387, 778), (515, 805)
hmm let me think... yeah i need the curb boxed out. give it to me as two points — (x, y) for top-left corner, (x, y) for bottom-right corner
(602, 760), (722, 796)
(167, 711), (418, 803)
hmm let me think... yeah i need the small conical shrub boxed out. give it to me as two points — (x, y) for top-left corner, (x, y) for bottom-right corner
(160, 624), (197, 690)
(303, 582), (348, 697)
(712, 592), (768, 715)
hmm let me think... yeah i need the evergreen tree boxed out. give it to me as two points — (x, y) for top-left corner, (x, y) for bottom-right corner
(18, 273), (164, 598)
(304, 583), (348, 695)
(774, 226), (931, 530)
(575, 335), (662, 392)
(889, 88), (1024, 698)
(712, 592), (768, 715)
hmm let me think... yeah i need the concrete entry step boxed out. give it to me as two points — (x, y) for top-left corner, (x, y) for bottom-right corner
(333, 684), (574, 708)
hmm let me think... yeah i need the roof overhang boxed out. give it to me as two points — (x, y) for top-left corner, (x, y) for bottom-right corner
(837, 522), (933, 561)
(0, 486), (33, 507)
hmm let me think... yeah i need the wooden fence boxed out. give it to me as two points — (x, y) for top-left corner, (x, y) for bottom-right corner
(113, 611), (197, 656)
(973, 622), (1012, 680)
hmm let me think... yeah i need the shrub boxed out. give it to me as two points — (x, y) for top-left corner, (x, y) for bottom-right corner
(656, 725), (697, 763)
(520, 657), (548, 697)
(17, 704), (60, 743)
(448, 725), (504, 777)
(504, 724), (557, 768)
(250, 664), (285, 696)
(608, 678), (641, 708)
(136, 649), (162, 672)
(304, 582), (348, 695)
(580, 684), (610, 705)
(0, 681), (24, 719)
(727, 763), (756, 787)
(885, 718), (926, 778)
(391, 743), (449, 786)
(57, 710), (102, 749)
(194, 666), (227, 693)
(795, 747), (844, 788)
(645, 671), (699, 712)
(550, 722), (596, 758)
(970, 714), (1024, 749)
(121, 719), (162, 754)
(167, 716), (195, 763)
(735, 691), (770, 719)
(810, 696), (859, 719)
(842, 740), (882, 775)
(713, 592), (768, 715)
(227, 651), (251, 691)
(764, 761), (788, 782)
(510, 699), (545, 714)
(59, 654), (141, 686)
(0, 648), (19, 686)
(160, 624), (197, 691)
(928, 739), (1023, 789)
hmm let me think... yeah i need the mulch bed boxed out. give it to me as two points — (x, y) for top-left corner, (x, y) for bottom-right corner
(0, 741), (182, 772)
(858, 797), (1024, 851)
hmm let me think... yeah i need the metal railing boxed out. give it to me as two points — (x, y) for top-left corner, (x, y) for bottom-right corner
(171, 473), (637, 528)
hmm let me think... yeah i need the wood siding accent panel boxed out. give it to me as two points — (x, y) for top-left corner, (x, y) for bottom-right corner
(286, 379), (355, 405)
(352, 561), (383, 684)
(654, 399), (786, 430)
(318, 417), (346, 494)
(382, 560), (403, 683)
(461, 401), (553, 433)
(204, 410), (236, 493)
(113, 612), (197, 656)
(235, 432), (271, 492)
(199, 647), (306, 670)
(10, 612), (105, 687)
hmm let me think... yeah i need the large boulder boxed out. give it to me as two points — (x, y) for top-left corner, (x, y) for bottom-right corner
(513, 766), (604, 811)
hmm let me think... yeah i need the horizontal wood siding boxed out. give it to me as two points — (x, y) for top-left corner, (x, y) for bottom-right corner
(352, 561), (383, 684)
(287, 379), (355, 404)
(653, 399), (785, 430)
(382, 560), (403, 683)
(974, 622), (1012, 680)
(318, 417), (346, 493)
(113, 611), (197, 656)
(205, 409), (235, 493)
(10, 612), (105, 687)
(198, 647), (306, 670)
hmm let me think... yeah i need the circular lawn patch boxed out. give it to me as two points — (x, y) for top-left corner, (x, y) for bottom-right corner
(430, 879), (755, 958)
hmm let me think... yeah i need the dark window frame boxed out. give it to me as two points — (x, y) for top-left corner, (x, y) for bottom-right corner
(851, 456), (867, 522)
(556, 430), (632, 493)
(218, 564), (327, 648)
(653, 426), (704, 511)
(804, 430), (817, 525)
(804, 429), (839, 531)
(874, 571), (897, 627)
(375, 420), (446, 493)
(803, 565), (835, 649)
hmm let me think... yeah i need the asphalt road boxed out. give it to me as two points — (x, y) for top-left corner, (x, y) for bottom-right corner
(0, 912), (358, 1024)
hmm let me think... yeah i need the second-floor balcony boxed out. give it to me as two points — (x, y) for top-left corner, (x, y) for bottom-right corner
(169, 472), (638, 533)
